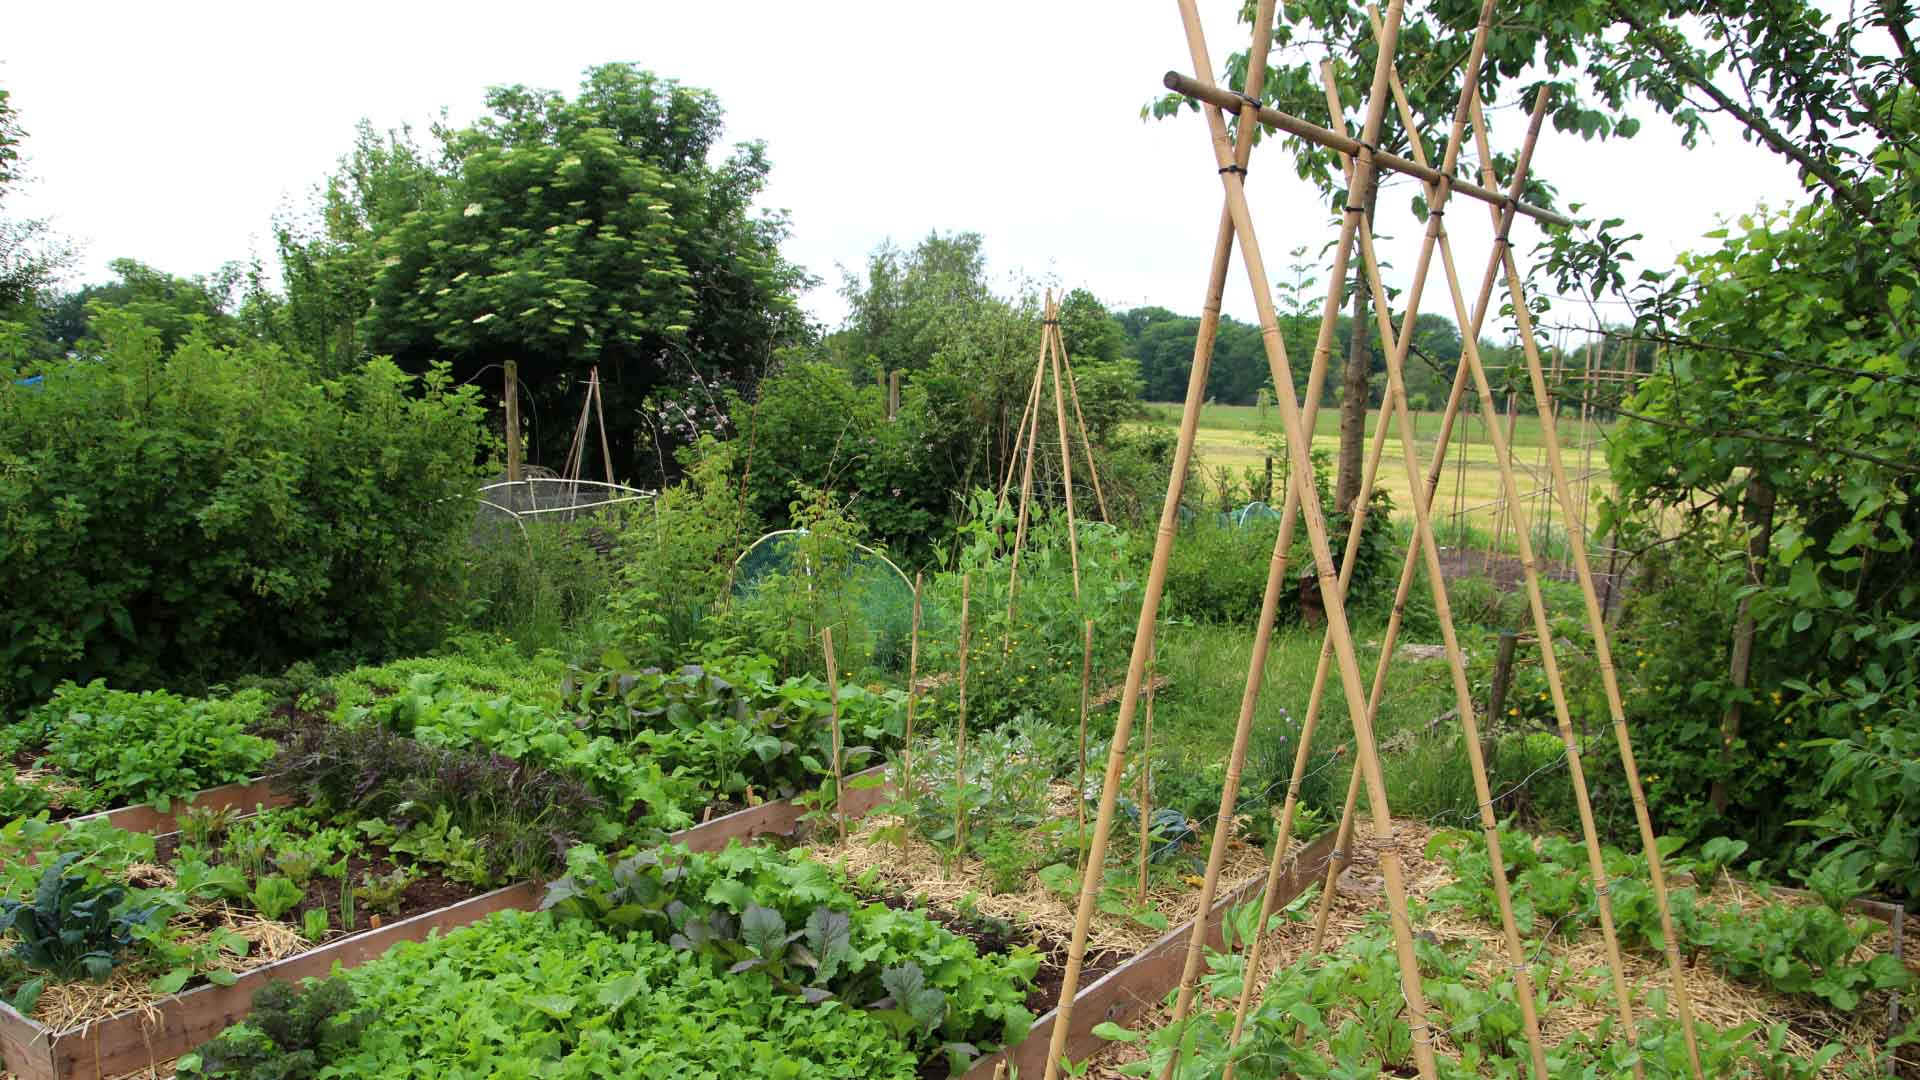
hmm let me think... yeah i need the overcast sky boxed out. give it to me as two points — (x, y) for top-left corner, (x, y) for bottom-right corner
(5, 1), (1804, 341)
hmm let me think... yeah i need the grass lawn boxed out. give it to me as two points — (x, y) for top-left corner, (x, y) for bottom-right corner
(1136, 401), (1616, 552)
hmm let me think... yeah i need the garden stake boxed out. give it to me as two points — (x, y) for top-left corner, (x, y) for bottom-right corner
(1058, 337), (1111, 521)
(1000, 344), (1048, 504)
(1005, 291), (1052, 631)
(1046, 300), (1083, 599)
(903, 571), (924, 841)
(1468, 90), (1705, 1078)
(1136, 641), (1155, 905)
(1417, 96), (1648, 1079)
(1078, 618), (1093, 858)
(1037, 26), (1258, 1070)
(1173, 2), (1444, 1075)
(955, 573), (972, 851)
(1327, 50), (1555, 1073)
(822, 627), (847, 845)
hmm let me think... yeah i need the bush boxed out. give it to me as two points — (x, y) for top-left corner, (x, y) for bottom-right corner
(603, 436), (755, 664)
(1156, 486), (1395, 626)
(0, 311), (492, 714)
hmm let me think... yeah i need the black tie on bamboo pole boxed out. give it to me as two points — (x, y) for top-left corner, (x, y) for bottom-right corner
(1161, 2), (1445, 1078)
(1039, 0), (1277, 1070)
(1466, 92), (1706, 1080)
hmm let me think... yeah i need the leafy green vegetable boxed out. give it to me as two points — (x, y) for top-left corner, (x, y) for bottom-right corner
(0, 853), (154, 980)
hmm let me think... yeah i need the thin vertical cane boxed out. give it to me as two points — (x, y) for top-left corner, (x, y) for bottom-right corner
(955, 574), (972, 851)
(822, 628), (847, 845)
(1468, 94), (1705, 1079)
(1078, 619), (1093, 857)
(903, 573), (924, 831)
(1161, 3), (1441, 1077)
(1047, 302), (1083, 600)
(1039, 8), (1270, 1070)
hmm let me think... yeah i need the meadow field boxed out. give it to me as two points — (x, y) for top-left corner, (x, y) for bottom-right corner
(1136, 401), (1617, 558)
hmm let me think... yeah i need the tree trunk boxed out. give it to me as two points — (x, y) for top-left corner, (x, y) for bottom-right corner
(1335, 188), (1378, 512)
(1709, 473), (1775, 813)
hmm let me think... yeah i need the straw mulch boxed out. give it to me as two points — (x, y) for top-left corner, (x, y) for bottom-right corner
(25, 881), (312, 1036)
(805, 783), (1273, 957)
(1090, 818), (1916, 1078)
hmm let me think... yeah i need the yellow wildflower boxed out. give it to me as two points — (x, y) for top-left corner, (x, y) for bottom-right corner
(1508, 707), (1519, 717)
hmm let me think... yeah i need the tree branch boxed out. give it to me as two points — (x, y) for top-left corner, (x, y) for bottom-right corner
(1615, 9), (1878, 222)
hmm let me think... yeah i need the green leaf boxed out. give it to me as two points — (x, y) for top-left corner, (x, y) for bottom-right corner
(1091, 1021), (1139, 1043)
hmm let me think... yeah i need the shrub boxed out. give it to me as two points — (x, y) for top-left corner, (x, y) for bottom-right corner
(1157, 486), (1396, 627)
(0, 310), (492, 714)
(604, 436), (755, 664)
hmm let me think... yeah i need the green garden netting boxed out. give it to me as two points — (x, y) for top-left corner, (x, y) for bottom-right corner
(730, 530), (920, 674)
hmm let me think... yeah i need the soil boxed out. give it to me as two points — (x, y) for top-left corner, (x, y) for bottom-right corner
(153, 831), (491, 935)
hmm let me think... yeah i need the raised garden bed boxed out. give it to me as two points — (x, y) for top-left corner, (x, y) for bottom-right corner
(962, 827), (1337, 1078)
(1091, 819), (1915, 1078)
(0, 766), (892, 1080)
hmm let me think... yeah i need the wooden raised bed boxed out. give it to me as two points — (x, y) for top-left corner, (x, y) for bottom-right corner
(76, 777), (292, 836)
(965, 826), (1340, 1080)
(0, 766), (891, 1080)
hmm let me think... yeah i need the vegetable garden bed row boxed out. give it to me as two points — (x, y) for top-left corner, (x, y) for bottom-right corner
(0, 766), (895, 1080)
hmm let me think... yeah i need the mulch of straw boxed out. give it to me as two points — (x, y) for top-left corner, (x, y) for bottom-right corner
(805, 782), (1274, 957)
(26, 901), (311, 1035)
(1090, 818), (1917, 1078)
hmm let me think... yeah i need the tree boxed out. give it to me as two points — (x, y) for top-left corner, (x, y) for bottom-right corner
(40, 258), (243, 353)
(833, 230), (993, 377)
(0, 87), (76, 325)
(283, 64), (813, 479)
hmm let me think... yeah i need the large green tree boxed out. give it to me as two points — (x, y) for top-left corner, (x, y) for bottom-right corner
(280, 64), (813, 480)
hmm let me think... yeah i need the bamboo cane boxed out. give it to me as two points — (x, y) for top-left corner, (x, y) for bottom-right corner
(1057, 344), (1111, 521)
(1424, 99), (1648, 1077)
(1007, 293), (1054, 633)
(1038, 11), (1268, 1071)
(1000, 348), (1047, 504)
(1078, 619), (1093, 854)
(955, 573), (972, 851)
(1332, 62), (1554, 1077)
(591, 367), (615, 485)
(1468, 91), (1706, 1080)
(1312, 43), (1555, 1072)
(1298, 6), (1553, 1000)
(1229, 35), (1555, 1074)
(1157, 72), (1573, 229)
(1161, 3), (1441, 1078)
(1047, 303), (1083, 600)
(822, 627), (847, 845)
(1137, 641), (1156, 905)
(903, 572), (924, 819)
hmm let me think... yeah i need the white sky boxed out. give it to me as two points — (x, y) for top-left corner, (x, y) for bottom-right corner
(4, 1), (1803, 339)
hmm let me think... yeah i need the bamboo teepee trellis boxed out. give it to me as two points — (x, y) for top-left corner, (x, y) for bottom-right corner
(1001, 290), (1112, 614)
(1040, 2), (1704, 1078)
